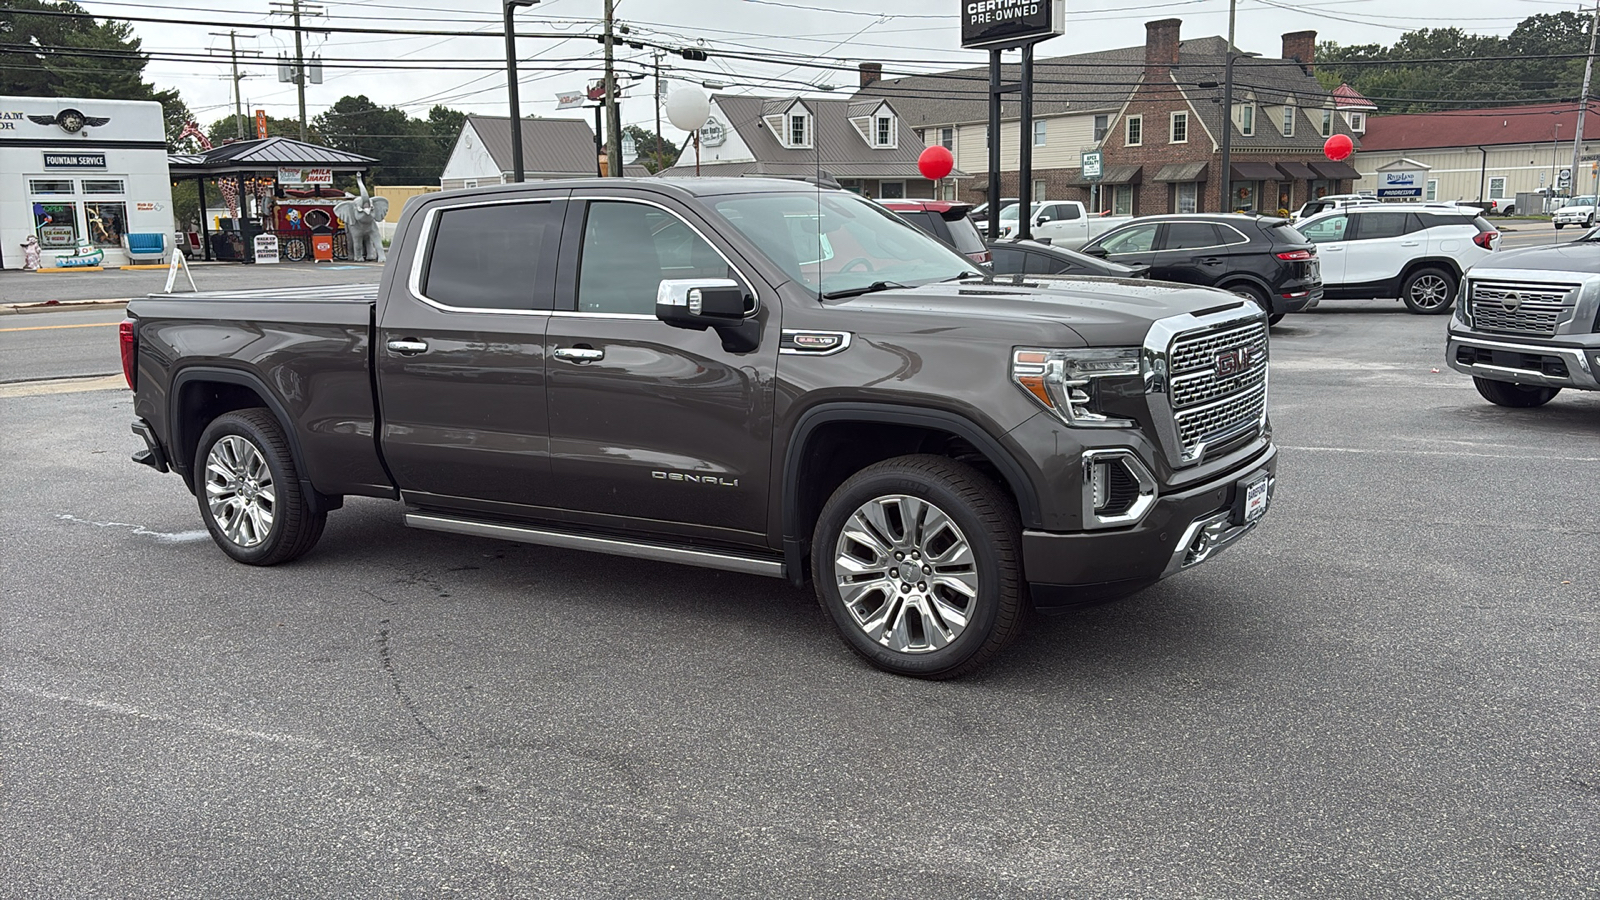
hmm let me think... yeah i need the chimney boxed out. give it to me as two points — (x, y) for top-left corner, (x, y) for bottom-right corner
(1145, 19), (1181, 73)
(1282, 31), (1316, 72)
(859, 62), (882, 89)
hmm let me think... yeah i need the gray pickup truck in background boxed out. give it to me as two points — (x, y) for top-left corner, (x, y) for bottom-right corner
(123, 178), (1277, 678)
(1447, 234), (1600, 407)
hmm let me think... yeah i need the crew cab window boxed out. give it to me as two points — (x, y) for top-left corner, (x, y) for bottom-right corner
(423, 201), (561, 309)
(1097, 224), (1157, 255)
(1163, 222), (1222, 249)
(1298, 215), (1349, 243)
(577, 201), (734, 315)
(1353, 212), (1408, 240)
(1041, 203), (1080, 222)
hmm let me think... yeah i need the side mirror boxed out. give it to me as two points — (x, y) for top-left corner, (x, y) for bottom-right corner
(656, 278), (761, 352)
(1036, 215), (1051, 225)
(1083, 246), (1109, 258)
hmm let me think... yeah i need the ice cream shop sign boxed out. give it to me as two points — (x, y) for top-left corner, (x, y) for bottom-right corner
(277, 167), (334, 185)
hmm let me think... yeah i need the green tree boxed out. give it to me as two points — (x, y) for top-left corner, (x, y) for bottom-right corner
(624, 124), (679, 173)
(0, 0), (191, 149)
(205, 112), (312, 147)
(313, 94), (431, 184)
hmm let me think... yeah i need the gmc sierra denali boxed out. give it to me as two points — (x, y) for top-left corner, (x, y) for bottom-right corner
(1447, 233), (1600, 407)
(124, 178), (1277, 678)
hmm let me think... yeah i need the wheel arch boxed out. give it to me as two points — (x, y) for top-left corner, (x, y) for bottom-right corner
(1399, 257), (1462, 283)
(780, 403), (1043, 586)
(169, 366), (311, 496)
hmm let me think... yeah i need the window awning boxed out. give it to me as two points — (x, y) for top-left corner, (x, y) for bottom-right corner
(1231, 161), (1284, 181)
(1153, 162), (1208, 183)
(1070, 165), (1142, 186)
(1312, 160), (1362, 180)
(1276, 161), (1319, 180)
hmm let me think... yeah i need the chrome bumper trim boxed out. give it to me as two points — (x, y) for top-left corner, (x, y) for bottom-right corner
(1162, 475), (1275, 578)
(1446, 334), (1600, 390)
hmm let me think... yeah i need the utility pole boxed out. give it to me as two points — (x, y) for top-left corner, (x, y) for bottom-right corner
(1571, 0), (1599, 199)
(209, 30), (260, 139)
(654, 49), (665, 174)
(601, 0), (620, 176)
(270, 0), (323, 141)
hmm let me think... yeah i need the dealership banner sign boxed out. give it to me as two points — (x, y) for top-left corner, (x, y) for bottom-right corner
(961, 0), (1064, 50)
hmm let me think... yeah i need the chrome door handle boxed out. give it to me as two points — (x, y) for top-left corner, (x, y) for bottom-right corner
(553, 347), (605, 362)
(386, 339), (429, 354)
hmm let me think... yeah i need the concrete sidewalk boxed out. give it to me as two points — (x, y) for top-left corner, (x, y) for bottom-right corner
(0, 261), (384, 311)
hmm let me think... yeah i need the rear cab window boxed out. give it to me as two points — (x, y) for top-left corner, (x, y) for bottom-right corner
(421, 200), (563, 310)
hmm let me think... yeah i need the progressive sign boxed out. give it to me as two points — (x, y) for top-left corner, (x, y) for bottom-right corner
(961, 0), (1065, 50)
(1376, 170), (1423, 199)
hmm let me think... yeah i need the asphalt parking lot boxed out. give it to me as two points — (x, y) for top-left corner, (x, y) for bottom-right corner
(2, 284), (1596, 897)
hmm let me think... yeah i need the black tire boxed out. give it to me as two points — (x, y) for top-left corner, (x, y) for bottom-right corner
(195, 408), (326, 565)
(1556, 223), (1565, 230)
(1401, 266), (1457, 314)
(1473, 377), (1560, 408)
(811, 454), (1026, 679)
(1502, 205), (1515, 216)
(1588, 215), (1594, 228)
(1225, 281), (1276, 322)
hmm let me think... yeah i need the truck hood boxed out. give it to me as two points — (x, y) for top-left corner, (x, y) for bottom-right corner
(1471, 239), (1600, 275)
(832, 278), (1254, 347)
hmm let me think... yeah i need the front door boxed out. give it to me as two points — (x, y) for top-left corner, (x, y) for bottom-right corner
(1092, 221), (1160, 270)
(542, 196), (780, 545)
(375, 195), (565, 516)
(1341, 211), (1413, 287)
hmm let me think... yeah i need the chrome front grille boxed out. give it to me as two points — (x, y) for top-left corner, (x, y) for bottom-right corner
(1167, 319), (1269, 464)
(1469, 281), (1576, 337)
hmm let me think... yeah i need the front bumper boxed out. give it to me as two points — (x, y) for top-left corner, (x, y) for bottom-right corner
(1446, 332), (1600, 390)
(1023, 443), (1277, 610)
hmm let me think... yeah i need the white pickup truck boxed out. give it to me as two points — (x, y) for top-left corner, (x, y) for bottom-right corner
(996, 200), (1131, 249)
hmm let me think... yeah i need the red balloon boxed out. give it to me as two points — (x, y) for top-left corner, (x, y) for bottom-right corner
(1324, 133), (1354, 162)
(918, 145), (954, 181)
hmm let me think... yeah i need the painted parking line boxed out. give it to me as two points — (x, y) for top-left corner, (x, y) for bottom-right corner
(0, 375), (126, 398)
(0, 321), (121, 333)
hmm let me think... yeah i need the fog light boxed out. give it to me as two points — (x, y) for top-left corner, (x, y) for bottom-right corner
(1091, 462), (1110, 511)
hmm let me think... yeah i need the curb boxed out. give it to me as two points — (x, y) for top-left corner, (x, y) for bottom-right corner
(0, 298), (131, 316)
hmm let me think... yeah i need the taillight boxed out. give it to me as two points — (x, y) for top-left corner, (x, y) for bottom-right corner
(119, 319), (136, 390)
(969, 250), (992, 265)
(1275, 249), (1313, 261)
(1473, 232), (1497, 249)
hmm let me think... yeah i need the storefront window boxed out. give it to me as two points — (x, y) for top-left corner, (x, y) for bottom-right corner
(33, 201), (80, 248)
(84, 201), (128, 248)
(1233, 181), (1258, 212)
(1425, 179), (1438, 201)
(1277, 184), (1292, 214)
(29, 179), (74, 194)
(1312, 180), (1332, 199)
(1175, 182), (1197, 214)
(1113, 184), (1133, 216)
(82, 179), (126, 195)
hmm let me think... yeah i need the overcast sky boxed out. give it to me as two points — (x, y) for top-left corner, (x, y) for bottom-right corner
(83, 0), (1587, 140)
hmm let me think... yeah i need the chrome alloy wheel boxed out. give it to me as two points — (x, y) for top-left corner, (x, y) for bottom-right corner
(832, 494), (980, 654)
(1408, 274), (1452, 310)
(204, 435), (276, 547)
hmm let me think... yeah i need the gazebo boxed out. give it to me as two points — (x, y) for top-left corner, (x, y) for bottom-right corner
(167, 137), (377, 262)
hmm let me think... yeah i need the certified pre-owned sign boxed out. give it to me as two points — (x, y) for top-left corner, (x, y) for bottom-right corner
(961, 0), (1064, 50)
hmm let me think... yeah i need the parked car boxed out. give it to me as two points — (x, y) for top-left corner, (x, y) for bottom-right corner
(879, 199), (992, 265)
(1081, 214), (1321, 324)
(986, 238), (1149, 279)
(1294, 204), (1499, 314)
(967, 197), (1016, 233)
(122, 177), (1278, 679)
(1447, 229), (1600, 407)
(996, 200), (1130, 248)
(1553, 195), (1598, 229)
(1292, 194), (1378, 221)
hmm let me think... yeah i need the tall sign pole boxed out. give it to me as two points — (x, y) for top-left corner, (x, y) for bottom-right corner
(603, 0), (622, 177)
(962, 1), (1064, 242)
(1572, 0), (1600, 199)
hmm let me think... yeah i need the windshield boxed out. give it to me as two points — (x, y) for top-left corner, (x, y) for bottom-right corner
(710, 190), (981, 295)
(1566, 196), (1597, 207)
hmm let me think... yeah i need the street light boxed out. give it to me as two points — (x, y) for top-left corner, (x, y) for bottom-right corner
(1218, 50), (1261, 212)
(504, 0), (540, 183)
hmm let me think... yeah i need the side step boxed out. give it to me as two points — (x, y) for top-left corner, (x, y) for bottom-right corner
(405, 513), (786, 579)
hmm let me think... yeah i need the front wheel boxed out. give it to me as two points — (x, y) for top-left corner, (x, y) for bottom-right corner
(1401, 267), (1457, 314)
(812, 455), (1026, 679)
(195, 409), (326, 565)
(1474, 378), (1560, 408)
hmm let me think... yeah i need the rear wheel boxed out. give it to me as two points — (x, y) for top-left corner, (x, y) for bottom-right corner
(812, 455), (1026, 679)
(1401, 267), (1456, 314)
(195, 409), (326, 565)
(1225, 282), (1282, 324)
(1556, 223), (1565, 230)
(1474, 377), (1560, 408)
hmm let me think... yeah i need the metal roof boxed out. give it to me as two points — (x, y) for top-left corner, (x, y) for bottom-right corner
(1360, 101), (1600, 152)
(465, 115), (602, 176)
(167, 137), (376, 173)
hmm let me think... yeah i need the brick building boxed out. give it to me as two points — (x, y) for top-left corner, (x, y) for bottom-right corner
(855, 18), (1361, 216)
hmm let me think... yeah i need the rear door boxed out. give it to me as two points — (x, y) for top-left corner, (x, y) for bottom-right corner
(376, 192), (566, 516)
(1152, 221), (1230, 285)
(541, 194), (780, 544)
(1341, 211), (1411, 286)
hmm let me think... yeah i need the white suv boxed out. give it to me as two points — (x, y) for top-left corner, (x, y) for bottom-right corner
(1553, 195), (1597, 229)
(1295, 204), (1500, 314)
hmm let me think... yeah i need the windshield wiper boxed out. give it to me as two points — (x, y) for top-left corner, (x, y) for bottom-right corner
(941, 271), (988, 282)
(822, 280), (911, 299)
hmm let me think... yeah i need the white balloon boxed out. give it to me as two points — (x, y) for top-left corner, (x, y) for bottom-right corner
(666, 89), (711, 133)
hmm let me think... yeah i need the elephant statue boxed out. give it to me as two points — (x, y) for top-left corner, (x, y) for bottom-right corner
(334, 177), (390, 263)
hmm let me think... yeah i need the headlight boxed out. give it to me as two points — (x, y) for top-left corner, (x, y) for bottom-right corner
(1455, 279), (1473, 326)
(1011, 347), (1140, 427)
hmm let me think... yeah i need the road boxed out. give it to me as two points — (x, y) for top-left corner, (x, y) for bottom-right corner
(2, 297), (1595, 898)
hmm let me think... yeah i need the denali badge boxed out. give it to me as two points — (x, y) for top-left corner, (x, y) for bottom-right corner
(652, 470), (739, 488)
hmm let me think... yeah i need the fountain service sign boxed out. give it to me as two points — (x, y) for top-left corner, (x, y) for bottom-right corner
(961, 0), (1064, 50)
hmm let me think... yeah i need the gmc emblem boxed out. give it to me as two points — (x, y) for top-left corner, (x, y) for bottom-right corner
(1215, 347), (1254, 377)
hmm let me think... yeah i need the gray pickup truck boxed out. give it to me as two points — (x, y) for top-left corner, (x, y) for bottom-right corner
(124, 178), (1277, 678)
(1447, 235), (1600, 407)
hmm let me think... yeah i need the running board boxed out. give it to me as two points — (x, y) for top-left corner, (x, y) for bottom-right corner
(404, 513), (786, 579)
